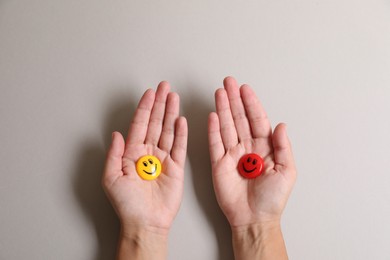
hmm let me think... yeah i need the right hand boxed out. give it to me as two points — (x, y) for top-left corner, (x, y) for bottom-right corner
(208, 77), (297, 228)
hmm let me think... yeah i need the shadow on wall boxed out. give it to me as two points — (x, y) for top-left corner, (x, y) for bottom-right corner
(72, 90), (137, 260)
(183, 88), (235, 260)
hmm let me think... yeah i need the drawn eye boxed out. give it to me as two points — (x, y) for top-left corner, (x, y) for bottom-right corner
(143, 161), (148, 167)
(247, 157), (252, 163)
(148, 159), (153, 164)
(253, 159), (257, 165)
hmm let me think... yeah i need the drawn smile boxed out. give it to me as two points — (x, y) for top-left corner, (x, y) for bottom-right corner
(242, 165), (257, 173)
(143, 164), (158, 175)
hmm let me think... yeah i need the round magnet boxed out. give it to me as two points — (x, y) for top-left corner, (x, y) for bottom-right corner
(238, 153), (264, 179)
(136, 155), (162, 180)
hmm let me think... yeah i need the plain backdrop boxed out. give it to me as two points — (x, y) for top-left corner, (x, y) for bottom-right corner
(1, 1), (390, 259)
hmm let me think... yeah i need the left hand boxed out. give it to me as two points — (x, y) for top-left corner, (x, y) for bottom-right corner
(102, 81), (188, 235)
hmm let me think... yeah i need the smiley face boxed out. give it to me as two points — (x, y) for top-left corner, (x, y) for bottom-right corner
(238, 153), (264, 179)
(136, 155), (162, 180)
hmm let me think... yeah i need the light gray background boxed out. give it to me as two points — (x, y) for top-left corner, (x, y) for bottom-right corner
(1, 0), (390, 259)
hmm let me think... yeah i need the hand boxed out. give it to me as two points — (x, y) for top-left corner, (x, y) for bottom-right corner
(208, 77), (296, 228)
(102, 82), (188, 235)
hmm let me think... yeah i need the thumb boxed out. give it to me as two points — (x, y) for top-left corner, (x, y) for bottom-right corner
(272, 123), (295, 173)
(103, 131), (125, 183)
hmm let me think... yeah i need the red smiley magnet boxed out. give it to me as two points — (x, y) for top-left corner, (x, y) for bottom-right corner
(238, 153), (264, 179)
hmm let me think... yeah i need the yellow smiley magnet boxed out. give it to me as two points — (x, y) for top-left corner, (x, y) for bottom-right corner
(136, 155), (162, 180)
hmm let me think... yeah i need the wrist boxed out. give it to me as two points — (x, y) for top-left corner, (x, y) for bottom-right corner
(120, 223), (170, 241)
(231, 220), (281, 243)
(118, 224), (169, 260)
(231, 221), (287, 260)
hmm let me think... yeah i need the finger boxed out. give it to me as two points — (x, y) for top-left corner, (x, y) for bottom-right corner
(208, 112), (225, 165)
(223, 77), (252, 142)
(126, 89), (155, 145)
(240, 85), (272, 139)
(215, 88), (238, 149)
(272, 123), (295, 172)
(159, 92), (180, 152)
(171, 116), (188, 168)
(145, 81), (170, 146)
(103, 131), (125, 184)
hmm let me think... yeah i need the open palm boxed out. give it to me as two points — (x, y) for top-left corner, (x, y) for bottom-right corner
(208, 77), (296, 228)
(102, 82), (187, 232)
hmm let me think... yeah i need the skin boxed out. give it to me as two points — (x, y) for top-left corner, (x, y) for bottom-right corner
(102, 77), (296, 260)
(102, 82), (188, 260)
(208, 77), (297, 260)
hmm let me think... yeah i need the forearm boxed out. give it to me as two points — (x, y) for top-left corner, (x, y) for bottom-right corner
(117, 225), (169, 260)
(231, 221), (288, 260)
